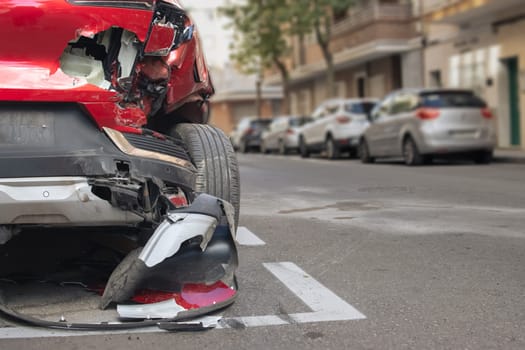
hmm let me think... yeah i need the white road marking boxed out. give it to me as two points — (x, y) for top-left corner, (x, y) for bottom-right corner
(262, 262), (366, 323)
(0, 262), (365, 338)
(236, 226), (266, 246)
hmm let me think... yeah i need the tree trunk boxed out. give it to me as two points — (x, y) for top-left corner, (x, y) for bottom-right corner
(315, 16), (336, 98)
(255, 77), (262, 118)
(274, 58), (291, 115)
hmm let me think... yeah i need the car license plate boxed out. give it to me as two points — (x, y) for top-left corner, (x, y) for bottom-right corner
(449, 130), (478, 139)
(0, 112), (55, 146)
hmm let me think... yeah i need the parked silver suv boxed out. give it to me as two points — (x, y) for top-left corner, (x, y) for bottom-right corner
(359, 89), (496, 165)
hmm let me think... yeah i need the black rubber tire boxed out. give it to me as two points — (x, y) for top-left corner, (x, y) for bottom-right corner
(403, 137), (423, 166)
(473, 150), (493, 164)
(172, 124), (240, 226)
(359, 139), (375, 164)
(299, 136), (310, 158)
(325, 136), (340, 160)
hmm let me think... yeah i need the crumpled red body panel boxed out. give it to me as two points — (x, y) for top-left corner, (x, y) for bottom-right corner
(0, 0), (213, 129)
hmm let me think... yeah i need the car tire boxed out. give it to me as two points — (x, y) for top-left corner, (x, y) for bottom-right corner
(359, 139), (375, 164)
(403, 137), (423, 166)
(474, 150), (493, 164)
(325, 136), (340, 160)
(299, 136), (310, 158)
(172, 123), (240, 226)
(278, 140), (288, 155)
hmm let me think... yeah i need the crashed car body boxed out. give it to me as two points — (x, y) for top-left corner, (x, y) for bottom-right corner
(0, 0), (240, 325)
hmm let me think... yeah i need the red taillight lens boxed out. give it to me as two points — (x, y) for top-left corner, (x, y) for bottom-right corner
(286, 128), (295, 135)
(244, 127), (254, 136)
(336, 116), (351, 124)
(481, 108), (493, 119)
(416, 108), (440, 120)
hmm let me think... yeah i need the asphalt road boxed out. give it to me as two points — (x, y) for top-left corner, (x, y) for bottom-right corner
(1, 154), (524, 349)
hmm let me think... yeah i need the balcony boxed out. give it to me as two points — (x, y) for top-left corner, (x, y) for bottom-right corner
(331, 2), (414, 37)
(421, 0), (525, 24)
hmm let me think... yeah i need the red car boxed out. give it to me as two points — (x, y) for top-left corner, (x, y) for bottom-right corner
(0, 0), (239, 329)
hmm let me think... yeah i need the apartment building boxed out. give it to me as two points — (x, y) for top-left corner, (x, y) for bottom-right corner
(421, 0), (525, 149)
(266, 0), (422, 116)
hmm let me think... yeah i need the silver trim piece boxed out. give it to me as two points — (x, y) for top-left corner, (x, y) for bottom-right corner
(103, 127), (194, 169)
(139, 213), (218, 268)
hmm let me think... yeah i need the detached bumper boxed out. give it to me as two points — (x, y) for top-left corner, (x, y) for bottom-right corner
(101, 194), (239, 320)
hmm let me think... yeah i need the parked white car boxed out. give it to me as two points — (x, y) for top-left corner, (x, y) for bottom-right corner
(359, 89), (496, 165)
(298, 98), (378, 159)
(261, 116), (313, 154)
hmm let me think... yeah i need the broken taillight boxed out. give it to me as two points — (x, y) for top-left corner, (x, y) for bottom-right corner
(131, 281), (236, 307)
(481, 108), (493, 119)
(167, 192), (188, 208)
(416, 108), (440, 120)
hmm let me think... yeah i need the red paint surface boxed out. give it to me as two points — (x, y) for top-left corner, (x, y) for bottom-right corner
(0, 1), (213, 129)
(132, 281), (237, 310)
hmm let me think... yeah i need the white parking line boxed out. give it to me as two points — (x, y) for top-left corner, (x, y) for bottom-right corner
(261, 262), (366, 323)
(236, 227), (266, 246)
(0, 262), (365, 338)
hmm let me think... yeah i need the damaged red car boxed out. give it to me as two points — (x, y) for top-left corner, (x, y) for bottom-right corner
(0, 0), (240, 329)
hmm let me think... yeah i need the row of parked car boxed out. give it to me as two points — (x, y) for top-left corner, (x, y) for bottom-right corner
(230, 88), (496, 165)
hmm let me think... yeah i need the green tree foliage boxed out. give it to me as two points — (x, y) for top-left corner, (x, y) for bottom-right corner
(222, 0), (355, 112)
(221, 0), (292, 113)
(290, 0), (354, 98)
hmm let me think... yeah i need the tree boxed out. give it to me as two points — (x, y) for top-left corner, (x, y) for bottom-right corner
(221, 0), (293, 114)
(290, 0), (354, 98)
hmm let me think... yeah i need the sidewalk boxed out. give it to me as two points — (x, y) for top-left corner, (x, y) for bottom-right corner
(494, 148), (525, 164)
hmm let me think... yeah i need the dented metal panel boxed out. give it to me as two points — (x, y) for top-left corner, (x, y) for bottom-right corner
(0, 0), (213, 129)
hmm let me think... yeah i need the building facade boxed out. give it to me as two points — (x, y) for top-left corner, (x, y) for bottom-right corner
(185, 0), (282, 133)
(421, 0), (525, 149)
(266, 0), (422, 116)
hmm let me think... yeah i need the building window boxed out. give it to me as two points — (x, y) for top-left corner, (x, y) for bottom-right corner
(357, 77), (366, 98)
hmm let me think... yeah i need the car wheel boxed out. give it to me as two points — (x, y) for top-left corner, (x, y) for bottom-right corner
(299, 137), (310, 158)
(173, 124), (240, 226)
(278, 140), (288, 155)
(359, 139), (375, 164)
(403, 137), (423, 166)
(474, 150), (493, 164)
(325, 136), (340, 160)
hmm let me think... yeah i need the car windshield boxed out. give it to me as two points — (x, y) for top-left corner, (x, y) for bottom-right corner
(345, 102), (377, 114)
(421, 92), (486, 108)
(251, 119), (272, 130)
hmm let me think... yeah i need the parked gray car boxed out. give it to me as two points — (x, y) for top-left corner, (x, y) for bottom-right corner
(230, 117), (273, 153)
(261, 116), (312, 154)
(359, 89), (496, 165)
